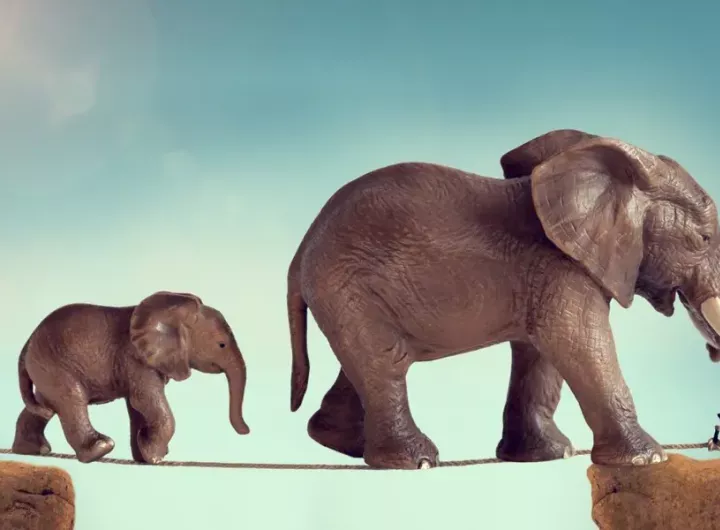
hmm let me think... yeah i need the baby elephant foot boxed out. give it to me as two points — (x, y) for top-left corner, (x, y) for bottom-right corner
(12, 436), (52, 456)
(496, 421), (575, 463)
(307, 409), (365, 458)
(364, 430), (440, 470)
(591, 427), (667, 467)
(77, 434), (115, 463)
(137, 430), (169, 464)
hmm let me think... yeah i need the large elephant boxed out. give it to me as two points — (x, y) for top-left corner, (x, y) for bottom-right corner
(12, 291), (250, 464)
(287, 129), (720, 470)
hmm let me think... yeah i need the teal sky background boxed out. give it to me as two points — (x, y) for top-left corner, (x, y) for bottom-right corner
(1, 0), (719, 528)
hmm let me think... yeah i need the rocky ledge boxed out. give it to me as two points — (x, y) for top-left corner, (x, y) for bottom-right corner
(0, 460), (75, 530)
(588, 453), (720, 529)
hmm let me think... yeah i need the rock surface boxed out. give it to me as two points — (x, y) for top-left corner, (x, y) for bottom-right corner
(588, 453), (720, 529)
(0, 460), (75, 530)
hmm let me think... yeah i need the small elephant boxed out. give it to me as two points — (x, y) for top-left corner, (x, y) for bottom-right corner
(12, 291), (250, 464)
(287, 129), (720, 470)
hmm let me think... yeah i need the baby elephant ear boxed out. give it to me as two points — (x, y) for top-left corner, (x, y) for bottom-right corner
(129, 292), (203, 380)
(529, 137), (659, 308)
(500, 129), (598, 179)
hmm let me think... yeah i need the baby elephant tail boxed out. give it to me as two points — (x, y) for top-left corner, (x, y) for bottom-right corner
(18, 342), (54, 420)
(288, 254), (310, 412)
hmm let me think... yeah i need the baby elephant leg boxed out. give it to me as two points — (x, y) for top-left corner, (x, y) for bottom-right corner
(128, 373), (176, 464)
(307, 369), (365, 458)
(496, 341), (574, 462)
(12, 394), (54, 456)
(54, 396), (115, 463)
(26, 369), (114, 463)
(125, 398), (149, 463)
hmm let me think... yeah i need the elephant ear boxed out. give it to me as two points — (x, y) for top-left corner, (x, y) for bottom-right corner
(500, 129), (598, 179)
(529, 138), (659, 308)
(129, 291), (203, 380)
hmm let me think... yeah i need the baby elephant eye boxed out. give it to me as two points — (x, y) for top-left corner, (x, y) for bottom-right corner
(218, 342), (226, 348)
(702, 234), (712, 243)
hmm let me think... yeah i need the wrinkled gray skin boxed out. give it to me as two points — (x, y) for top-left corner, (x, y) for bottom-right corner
(288, 129), (720, 470)
(12, 291), (250, 464)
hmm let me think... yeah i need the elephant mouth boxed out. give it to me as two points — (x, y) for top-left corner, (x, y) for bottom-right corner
(208, 363), (222, 373)
(189, 360), (223, 374)
(170, 370), (192, 382)
(678, 290), (720, 361)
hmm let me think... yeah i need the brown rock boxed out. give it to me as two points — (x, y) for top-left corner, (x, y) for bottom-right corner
(588, 453), (720, 529)
(0, 460), (75, 530)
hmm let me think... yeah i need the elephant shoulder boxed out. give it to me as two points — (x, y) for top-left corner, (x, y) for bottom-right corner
(526, 253), (613, 332)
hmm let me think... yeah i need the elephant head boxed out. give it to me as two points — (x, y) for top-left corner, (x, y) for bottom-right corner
(129, 291), (250, 434)
(501, 129), (720, 359)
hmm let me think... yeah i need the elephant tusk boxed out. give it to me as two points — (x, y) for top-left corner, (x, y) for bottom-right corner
(700, 297), (720, 338)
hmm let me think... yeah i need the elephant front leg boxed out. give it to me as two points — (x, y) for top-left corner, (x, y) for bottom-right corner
(125, 398), (148, 463)
(496, 341), (574, 462)
(531, 281), (665, 466)
(128, 372), (176, 464)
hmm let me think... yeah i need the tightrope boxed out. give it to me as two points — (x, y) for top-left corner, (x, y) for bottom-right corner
(0, 443), (707, 470)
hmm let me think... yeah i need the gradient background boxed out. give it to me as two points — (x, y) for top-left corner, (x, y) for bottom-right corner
(1, 0), (719, 528)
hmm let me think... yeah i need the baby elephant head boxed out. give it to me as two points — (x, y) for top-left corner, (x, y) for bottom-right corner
(129, 291), (250, 435)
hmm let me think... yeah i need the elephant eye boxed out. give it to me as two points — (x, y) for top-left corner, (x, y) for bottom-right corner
(218, 342), (226, 348)
(702, 234), (712, 243)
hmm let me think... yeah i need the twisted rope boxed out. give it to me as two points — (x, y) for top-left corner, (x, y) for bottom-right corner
(0, 443), (707, 470)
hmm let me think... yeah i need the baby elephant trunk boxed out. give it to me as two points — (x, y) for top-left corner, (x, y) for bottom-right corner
(219, 348), (250, 435)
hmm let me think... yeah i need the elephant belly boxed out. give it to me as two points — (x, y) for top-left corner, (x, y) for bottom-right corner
(367, 258), (523, 360)
(87, 393), (120, 406)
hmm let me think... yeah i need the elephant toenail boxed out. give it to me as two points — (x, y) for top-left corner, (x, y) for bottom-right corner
(418, 459), (432, 470)
(563, 446), (575, 459)
(651, 453), (662, 463)
(631, 455), (645, 466)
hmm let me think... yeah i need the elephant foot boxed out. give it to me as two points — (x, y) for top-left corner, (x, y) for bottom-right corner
(496, 421), (574, 463)
(363, 430), (440, 470)
(77, 435), (115, 464)
(590, 427), (667, 466)
(307, 409), (364, 458)
(418, 458), (433, 469)
(137, 430), (169, 464)
(12, 436), (52, 457)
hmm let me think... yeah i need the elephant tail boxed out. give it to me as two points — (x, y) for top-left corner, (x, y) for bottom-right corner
(18, 341), (54, 420)
(288, 252), (310, 412)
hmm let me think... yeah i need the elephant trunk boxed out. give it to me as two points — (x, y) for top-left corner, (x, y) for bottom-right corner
(219, 348), (250, 435)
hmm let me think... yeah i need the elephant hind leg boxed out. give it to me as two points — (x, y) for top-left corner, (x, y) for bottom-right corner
(307, 369), (365, 458)
(41, 377), (114, 463)
(12, 393), (53, 456)
(496, 341), (574, 463)
(323, 321), (437, 469)
(55, 399), (115, 463)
